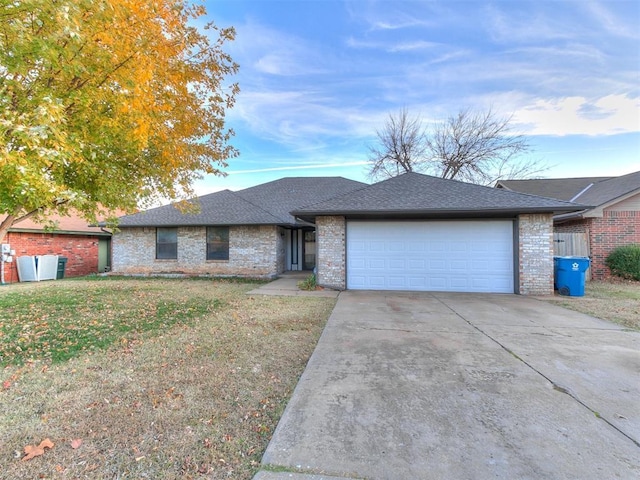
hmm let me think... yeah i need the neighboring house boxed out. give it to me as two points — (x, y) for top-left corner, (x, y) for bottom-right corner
(113, 173), (583, 295)
(496, 171), (640, 279)
(1, 212), (113, 283)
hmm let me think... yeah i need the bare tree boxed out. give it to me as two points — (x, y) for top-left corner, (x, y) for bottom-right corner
(367, 107), (546, 185)
(367, 108), (429, 179)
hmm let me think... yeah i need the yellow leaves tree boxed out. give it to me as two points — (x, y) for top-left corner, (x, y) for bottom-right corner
(0, 0), (239, 241)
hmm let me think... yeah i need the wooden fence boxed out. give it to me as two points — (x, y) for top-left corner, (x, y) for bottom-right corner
(553, 232), (591, 280)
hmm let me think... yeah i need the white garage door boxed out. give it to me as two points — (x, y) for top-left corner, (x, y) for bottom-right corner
(347, 220), (514, 293)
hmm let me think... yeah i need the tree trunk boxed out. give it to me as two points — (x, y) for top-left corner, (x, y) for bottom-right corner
(0, 214), (16, 244)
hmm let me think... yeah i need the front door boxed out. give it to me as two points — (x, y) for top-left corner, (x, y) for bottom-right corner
(98, 237), (111, 273)
(303, 230), (316, 270)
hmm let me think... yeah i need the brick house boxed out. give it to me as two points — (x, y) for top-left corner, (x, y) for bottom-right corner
(1, 212), (113, 283)
(113, 173), (582, 295)
(496, 171), (640, 279)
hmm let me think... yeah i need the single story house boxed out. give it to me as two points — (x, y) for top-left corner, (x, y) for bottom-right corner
(1, 212), (113, 283)
(496, 171), (640, 279)
(112, 177), (367, 278)
(113, 173), (584, 295)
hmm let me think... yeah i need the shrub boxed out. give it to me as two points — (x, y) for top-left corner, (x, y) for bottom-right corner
(605, 244), (640, 281)
(297, 274), (317, 291)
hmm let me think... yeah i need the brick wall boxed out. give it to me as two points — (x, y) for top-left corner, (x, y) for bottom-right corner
(554, 211), (639, 279)
(590, 211), (640, 279)
(112, 225), (283, 278)
(554, 219), (590, 234)
(518, 213), (554, 295)
(316, 216), (346, 289)
(3, 231), (100, 283)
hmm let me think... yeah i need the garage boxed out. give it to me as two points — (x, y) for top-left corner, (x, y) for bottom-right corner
(347, 220), (514, 293)
(292, 172), (582, 296)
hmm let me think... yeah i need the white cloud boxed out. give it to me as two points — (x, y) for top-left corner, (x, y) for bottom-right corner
(483, 3), (576, 43)
(228, 160), (369, 175)
(229, 20), (327, 76)
(513, 94), (640, 136)
(230, 87), (387, 148)
(585, 1), (639, 39)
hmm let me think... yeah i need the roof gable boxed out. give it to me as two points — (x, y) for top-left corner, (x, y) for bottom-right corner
(293, 172), (586, 218)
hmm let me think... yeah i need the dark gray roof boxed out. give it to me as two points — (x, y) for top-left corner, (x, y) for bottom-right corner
(293, 172), (587, 219)
(118, 189), (283, 227)
(236, 177), (366, 224)
(496, 171), (640, 210)
(569, 170), (640, 207)
(118, 177), (366, 227)
(496, 177), (613, 201)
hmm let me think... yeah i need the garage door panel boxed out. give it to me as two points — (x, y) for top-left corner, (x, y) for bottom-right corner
(408, 259), (426, 270)
(389, 259), (406, 270)
(347, 220), (514, 293)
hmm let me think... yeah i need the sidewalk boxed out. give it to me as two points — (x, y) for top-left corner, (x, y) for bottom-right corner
(247, 272), (340, 298)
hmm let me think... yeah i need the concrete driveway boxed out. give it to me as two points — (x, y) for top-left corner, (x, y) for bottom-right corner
(254, 291), (639, 480)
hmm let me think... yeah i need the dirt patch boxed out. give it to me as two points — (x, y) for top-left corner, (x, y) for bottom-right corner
(541, 278), (640, 331)
(0, 278), (335, 479)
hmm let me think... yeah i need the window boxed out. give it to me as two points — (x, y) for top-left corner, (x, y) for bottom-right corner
(156, 227), (177, 259)
(207, 226), (229, 260)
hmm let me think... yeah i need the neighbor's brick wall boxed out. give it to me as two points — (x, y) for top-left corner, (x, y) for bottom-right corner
(112, 225), (282, 278)
(4, 231), (99, 283)
(554, 219), (590, 234)
(518, 213), (554, 295)
(316, 216), (346, 289)
(554, 212), (640, 279)
(590, 211), (640, 279)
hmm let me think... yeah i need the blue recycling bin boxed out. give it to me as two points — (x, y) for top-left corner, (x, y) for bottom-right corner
(554, 256), (590, 297)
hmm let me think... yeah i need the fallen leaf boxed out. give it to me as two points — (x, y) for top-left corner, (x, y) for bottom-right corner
(70, 439), (82, 449)
(22, 438), (54, 461)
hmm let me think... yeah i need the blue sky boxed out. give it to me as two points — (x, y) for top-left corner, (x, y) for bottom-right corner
(195, 0), (639, 194)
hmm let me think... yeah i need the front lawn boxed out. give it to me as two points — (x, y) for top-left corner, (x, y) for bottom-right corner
(0, 277), (335, 479)
(541, 278), (640, 331)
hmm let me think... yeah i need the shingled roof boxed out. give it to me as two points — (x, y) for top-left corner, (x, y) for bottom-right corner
(565, 170), (640, 207)
(496, 171), (640, 220)
(292, 172), (587, 220)
(117, 177), (366, 227)
(496, 177), (613, 201)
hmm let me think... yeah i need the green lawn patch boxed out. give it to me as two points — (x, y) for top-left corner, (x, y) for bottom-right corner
(0, 279), (220, 365)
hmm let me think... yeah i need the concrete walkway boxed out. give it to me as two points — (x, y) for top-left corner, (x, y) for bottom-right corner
(247, 272), (340, 298)
(254, 291), (640, 480)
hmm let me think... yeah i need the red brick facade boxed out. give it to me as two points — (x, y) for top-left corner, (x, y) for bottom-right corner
(3, 231), (100, 283)
(555, 211), (640, 279)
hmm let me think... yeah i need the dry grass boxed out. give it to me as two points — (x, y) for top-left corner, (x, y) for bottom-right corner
(541, 278), (640, 331)
(0, 278), (335, 479)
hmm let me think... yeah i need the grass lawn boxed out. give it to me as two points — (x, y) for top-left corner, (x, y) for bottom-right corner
(0, 277), (336, 479)
(540, 278), (640, 331)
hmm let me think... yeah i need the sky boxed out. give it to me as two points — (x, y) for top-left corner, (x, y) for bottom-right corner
(193, 0), (639, 195)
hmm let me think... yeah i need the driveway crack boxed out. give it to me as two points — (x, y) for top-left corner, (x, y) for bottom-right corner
(435, 298), (640, 449)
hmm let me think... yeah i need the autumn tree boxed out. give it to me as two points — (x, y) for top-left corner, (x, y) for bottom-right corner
(367, 107), (544, 185)
(0, 0), (239, 242)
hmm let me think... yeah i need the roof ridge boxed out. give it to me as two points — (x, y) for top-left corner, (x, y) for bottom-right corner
(290, 179), (372, 212)
(500, 176), (614, 183)
(407, 172), (587, 206)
